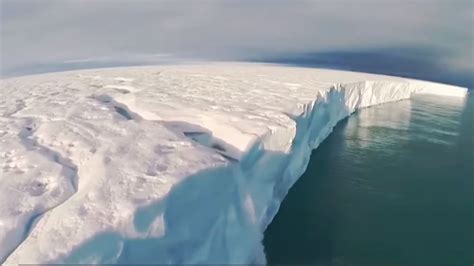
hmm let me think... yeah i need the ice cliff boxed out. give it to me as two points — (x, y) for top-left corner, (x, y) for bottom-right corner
(0, 63), (467, 264)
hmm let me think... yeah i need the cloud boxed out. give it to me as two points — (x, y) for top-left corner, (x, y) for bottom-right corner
(1, 0), (472, 77)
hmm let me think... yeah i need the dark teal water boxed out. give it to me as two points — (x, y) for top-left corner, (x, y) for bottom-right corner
(264, 93), (474, 266)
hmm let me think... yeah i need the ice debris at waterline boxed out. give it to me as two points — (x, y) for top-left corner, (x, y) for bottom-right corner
(0, 63), (467, 264)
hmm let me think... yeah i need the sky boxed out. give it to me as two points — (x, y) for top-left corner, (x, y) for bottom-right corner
(1, 0), (473, 82)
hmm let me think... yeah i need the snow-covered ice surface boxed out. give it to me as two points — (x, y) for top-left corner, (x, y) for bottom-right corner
(0, 63), (467, 264)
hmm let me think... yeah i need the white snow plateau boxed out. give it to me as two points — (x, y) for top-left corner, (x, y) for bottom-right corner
(0, 63), (467, 264)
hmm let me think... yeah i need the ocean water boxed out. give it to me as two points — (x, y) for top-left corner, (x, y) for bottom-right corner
(264, 93), (474, 266)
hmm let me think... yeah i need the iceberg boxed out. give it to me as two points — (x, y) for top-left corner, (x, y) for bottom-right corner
(0, 63), (467, 264)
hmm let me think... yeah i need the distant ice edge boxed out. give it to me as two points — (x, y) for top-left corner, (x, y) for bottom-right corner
(2, 72), (467, 264)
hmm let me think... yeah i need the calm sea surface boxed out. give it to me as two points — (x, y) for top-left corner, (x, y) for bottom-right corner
(264, 93), (474, 266)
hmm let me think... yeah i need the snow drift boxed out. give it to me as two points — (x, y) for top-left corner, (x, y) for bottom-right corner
(0, 63), (467, 264)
